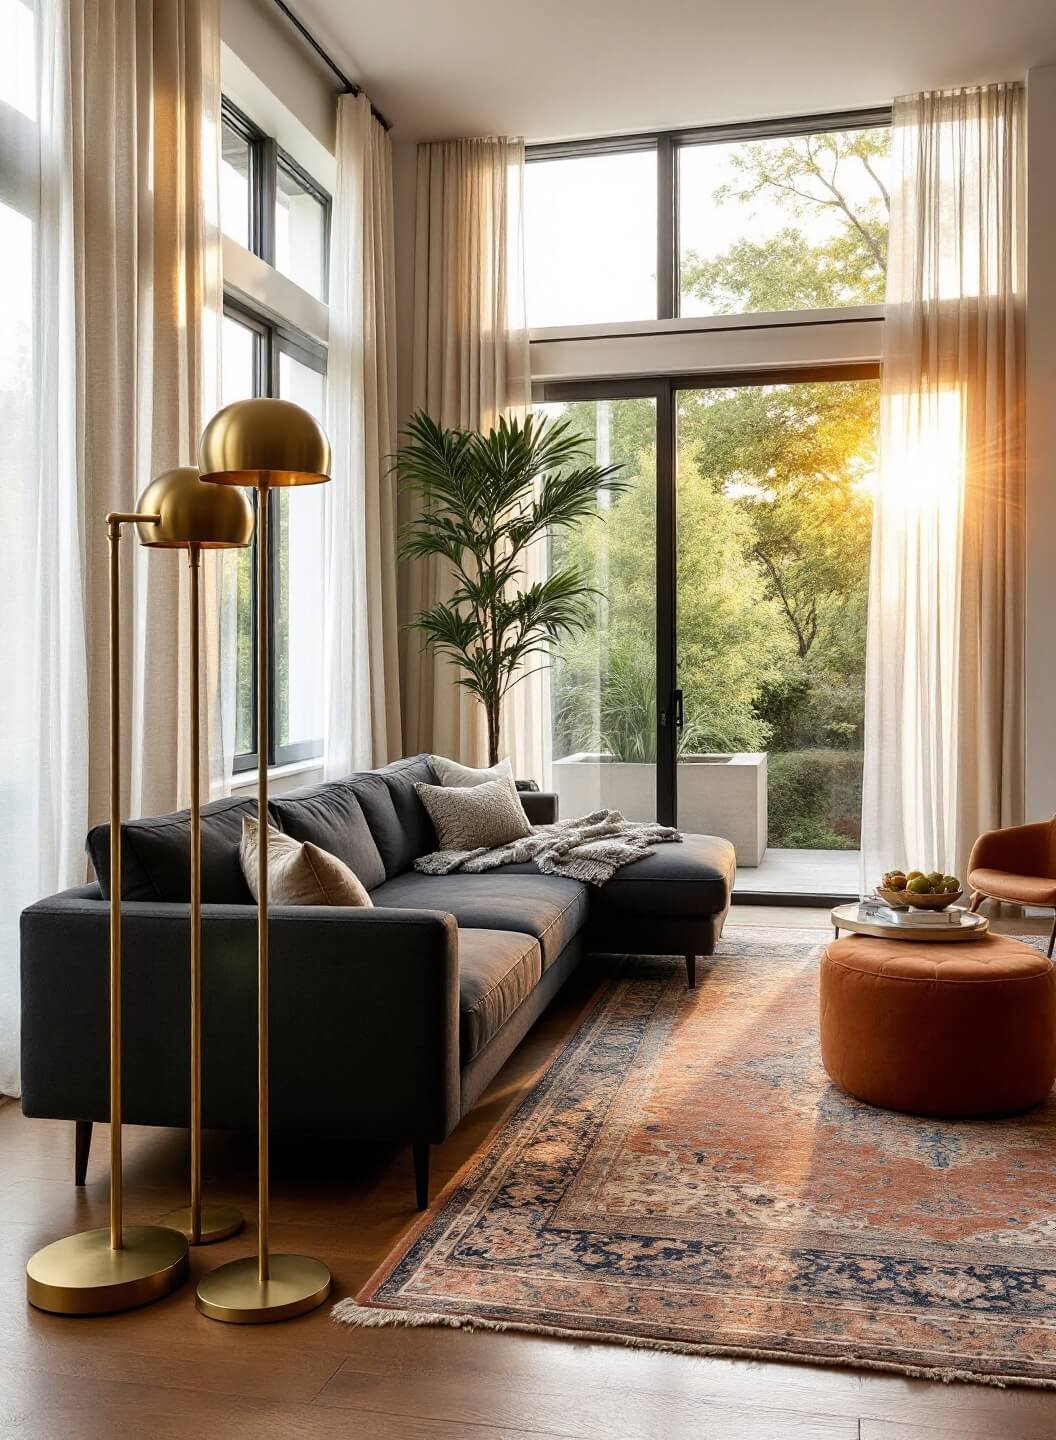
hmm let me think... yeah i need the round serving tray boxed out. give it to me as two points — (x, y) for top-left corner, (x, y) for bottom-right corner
(831, 903), (988, 943)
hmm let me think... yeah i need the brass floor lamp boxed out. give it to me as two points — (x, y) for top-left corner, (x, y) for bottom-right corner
(136, 467), (253, 1246)
(194, 398), (333, 1323)
(26, 511), (191, 1314)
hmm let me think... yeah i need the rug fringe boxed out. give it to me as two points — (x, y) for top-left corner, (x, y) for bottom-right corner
(331, 1301), (1056, 1389)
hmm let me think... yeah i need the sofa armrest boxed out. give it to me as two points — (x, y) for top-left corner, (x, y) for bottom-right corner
(20, 892), (460, 1144)
(520, 791), (559, 825)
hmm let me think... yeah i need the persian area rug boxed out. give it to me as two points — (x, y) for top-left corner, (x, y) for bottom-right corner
(334, 926), (1056, 1388)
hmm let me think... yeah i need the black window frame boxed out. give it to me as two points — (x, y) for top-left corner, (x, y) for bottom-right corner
(221, 96), (332, 298)
(525, 106), (892, 325)
(220, 94), (331, 773)
(223, 299), (328, 776)
(220, 96), (269, 256)
(274, 148), (332, 300)
(535, 362), (882, 903)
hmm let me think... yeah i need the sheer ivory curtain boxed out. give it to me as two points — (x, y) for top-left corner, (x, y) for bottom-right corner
(323, 92), (402, 775)
(68, 0), (224, 825)
(0, 0), (222, 1095)
(398, 136), (548, 782)
(861, 83), (1025, 887)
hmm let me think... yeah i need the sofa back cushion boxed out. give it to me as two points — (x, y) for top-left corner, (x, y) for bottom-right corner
(86, 795), (264, 902)
(339, 755), (438, 878)
(270, 781), (386, 891)
(85, 754), (442, 900)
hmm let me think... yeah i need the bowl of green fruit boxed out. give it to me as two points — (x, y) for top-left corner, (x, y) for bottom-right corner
(877, 870), (962, 909)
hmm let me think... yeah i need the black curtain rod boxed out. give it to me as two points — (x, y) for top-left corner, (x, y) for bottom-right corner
(269, 0), (392, 131)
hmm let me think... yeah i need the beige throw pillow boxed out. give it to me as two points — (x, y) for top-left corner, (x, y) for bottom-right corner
(239, 818), (373, 907)
(429, 754), (514, 788)
(416, 776), (533, 851)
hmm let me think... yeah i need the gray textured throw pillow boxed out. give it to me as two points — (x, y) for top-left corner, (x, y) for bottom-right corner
(415, 776), (532, 851)
(429, 754), (514, 788)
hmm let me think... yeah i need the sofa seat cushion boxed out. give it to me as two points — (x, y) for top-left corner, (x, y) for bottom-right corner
(458, 929), (542, 1062)
(371, 872), (588, 969)
(586, 834), (736, 919)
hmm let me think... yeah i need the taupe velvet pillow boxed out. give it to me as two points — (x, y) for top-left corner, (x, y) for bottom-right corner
(239, 818), (373, 907)
(429, 754), (514, 788)
(415, 777), (532, 851)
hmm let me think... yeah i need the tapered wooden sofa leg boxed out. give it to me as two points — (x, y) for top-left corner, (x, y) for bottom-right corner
(74, 1119), (92, 1186)
(686, 955), (697, 989)
(968, 891), (984, 914)
(413, 1141), (430, 1210)
(1048, 912), (1056, 960)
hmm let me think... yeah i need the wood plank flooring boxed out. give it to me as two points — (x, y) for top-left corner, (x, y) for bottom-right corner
(3, 908), (1055, 1439)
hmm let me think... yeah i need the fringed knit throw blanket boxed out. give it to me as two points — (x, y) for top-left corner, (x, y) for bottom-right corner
(414, 809), (681, 886)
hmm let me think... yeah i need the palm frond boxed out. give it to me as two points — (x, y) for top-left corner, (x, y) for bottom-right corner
(395, 409), (627, 761)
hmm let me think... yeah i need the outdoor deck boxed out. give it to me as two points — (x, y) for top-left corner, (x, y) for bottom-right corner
(735, 846), (861, 898)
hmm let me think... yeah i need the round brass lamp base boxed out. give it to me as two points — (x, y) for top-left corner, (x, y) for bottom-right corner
(26, 1225), (190, 1316)
(196, 1254), (331, 1324)
(160, 1203), (244, 1246)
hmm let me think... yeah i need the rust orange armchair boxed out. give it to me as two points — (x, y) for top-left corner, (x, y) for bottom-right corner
(968, 818), (1056, 957)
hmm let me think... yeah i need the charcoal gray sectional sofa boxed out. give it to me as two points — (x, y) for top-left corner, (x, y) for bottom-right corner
(20, 754), (735, 1208)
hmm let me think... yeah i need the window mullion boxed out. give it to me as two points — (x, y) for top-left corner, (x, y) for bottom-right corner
(258, 137), (277, 267)
(657, 135), (676, 321)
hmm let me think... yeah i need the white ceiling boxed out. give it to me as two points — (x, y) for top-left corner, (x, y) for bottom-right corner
(292, 0), (1056, 142)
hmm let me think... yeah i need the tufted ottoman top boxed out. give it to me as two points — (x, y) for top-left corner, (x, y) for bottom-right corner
(826, 932), (1051, 984)
(821, 932), (1056, 1118)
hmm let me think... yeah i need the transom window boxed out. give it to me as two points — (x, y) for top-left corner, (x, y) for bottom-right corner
(525, 111), (891, 329)
(220, 96), (331, 303)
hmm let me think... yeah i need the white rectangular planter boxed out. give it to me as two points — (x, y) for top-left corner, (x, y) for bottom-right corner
(551, 752), (767, 867)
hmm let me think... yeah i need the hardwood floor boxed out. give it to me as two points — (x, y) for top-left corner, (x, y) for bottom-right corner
(3, 910), (1056, 1439)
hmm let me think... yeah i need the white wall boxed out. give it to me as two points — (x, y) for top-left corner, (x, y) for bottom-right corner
(1025, 66), (1056, 821)
(221, 0), (338, 155)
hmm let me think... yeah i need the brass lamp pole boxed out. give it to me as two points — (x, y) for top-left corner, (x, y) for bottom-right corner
(26, 513), (190, 1314)
(194, 398), (333, 1323)
(135, 467), (254, 1246)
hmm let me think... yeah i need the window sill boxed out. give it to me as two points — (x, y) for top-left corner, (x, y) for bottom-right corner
(528, 305), (884, 345)
(228, 757), (325, 793)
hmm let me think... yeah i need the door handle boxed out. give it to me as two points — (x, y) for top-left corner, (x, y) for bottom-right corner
(674, 689), (684, 731)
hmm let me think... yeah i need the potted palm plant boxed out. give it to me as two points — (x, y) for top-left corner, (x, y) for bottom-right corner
(397, 411), (628, 767)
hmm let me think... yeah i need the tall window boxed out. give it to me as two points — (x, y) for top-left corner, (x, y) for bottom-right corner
(1, 0), (39, 738)
(220, 97), (331, 769)
(526, 113), (892, 899)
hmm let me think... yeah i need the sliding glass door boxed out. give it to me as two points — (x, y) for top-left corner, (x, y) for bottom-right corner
(674, 376), (878, 897)
(534, 392), (662, 825)
(537, 368), (879, 899)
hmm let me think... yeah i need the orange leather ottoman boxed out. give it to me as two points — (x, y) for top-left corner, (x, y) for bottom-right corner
(820, 934), (1056, 1117)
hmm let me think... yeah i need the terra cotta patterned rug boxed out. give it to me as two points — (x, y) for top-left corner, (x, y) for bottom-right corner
(334, 926), (1056, 1387)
